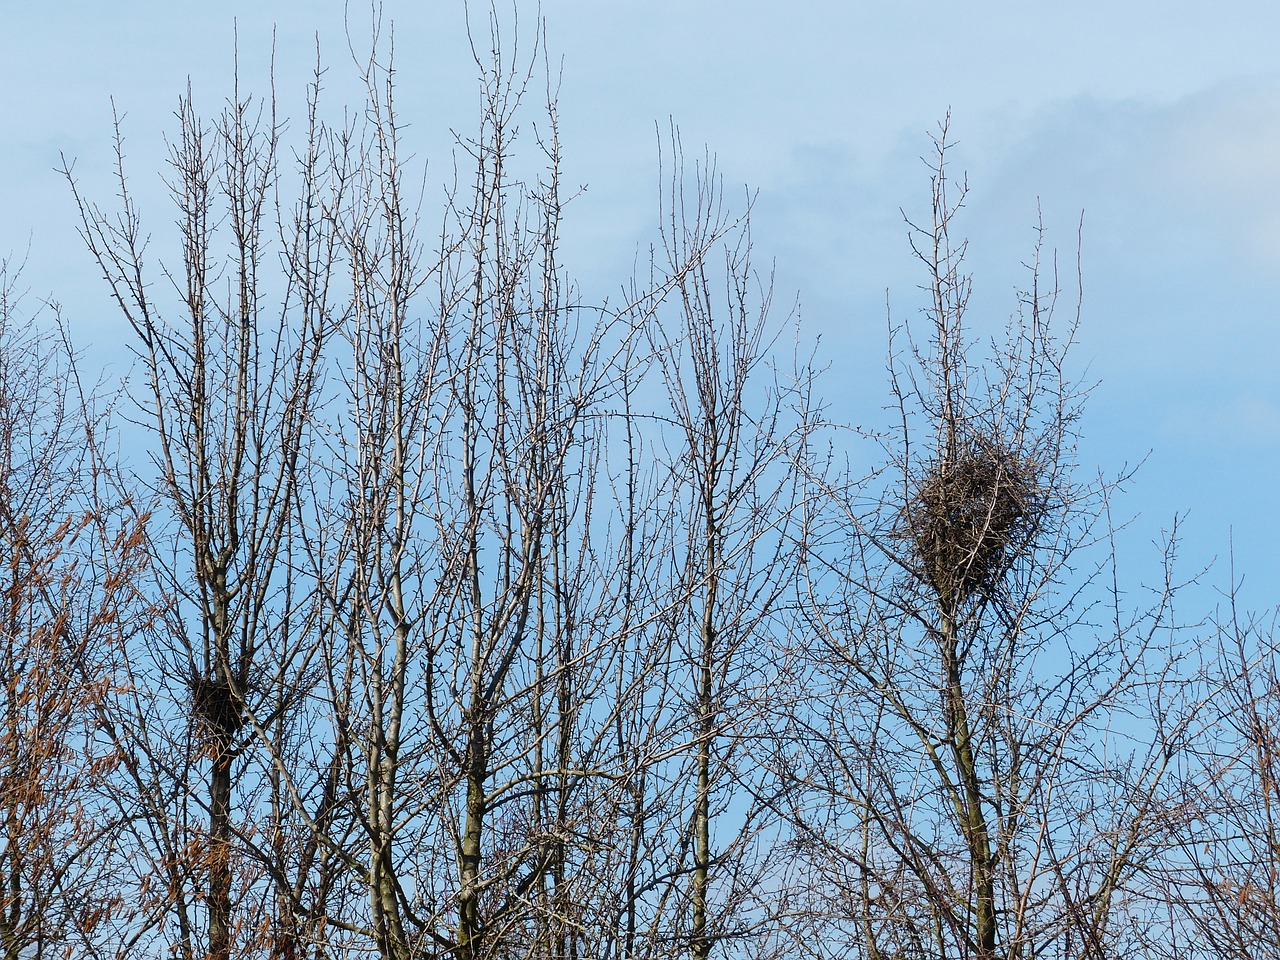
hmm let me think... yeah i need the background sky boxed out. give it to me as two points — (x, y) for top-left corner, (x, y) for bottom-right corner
(2, 2), (1277, 615)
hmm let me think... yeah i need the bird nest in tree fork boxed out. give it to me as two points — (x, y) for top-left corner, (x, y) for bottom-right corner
(189, 672), (245, 740)
(902, 439), (1045, 605)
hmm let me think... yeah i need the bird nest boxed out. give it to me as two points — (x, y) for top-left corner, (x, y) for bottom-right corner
(901, 440), (1044, 605)
(189, 672), (245, 741)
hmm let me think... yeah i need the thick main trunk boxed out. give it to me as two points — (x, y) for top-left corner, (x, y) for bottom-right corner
(369, 621), (410, 960)
(209, 742), (234, 960)
(458, 721), (488, 960)
(205, 586), (239, 960)
(696, 716), (716, 960)
(941, 613), (997, 960)
(370, 748), (407, 960)
(692, 525), (718, 960)
(692, 653), (712, 960)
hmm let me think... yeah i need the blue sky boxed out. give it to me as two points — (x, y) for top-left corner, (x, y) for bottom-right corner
(3, 2), (1277, 611)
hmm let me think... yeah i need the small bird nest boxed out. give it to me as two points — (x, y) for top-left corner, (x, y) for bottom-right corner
(189, 672), (245, 741)
(902, 439), (1044, 606)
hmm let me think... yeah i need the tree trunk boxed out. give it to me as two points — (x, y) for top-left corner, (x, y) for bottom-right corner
(941, 612), (997, 959)
(209, 741), (234, 960)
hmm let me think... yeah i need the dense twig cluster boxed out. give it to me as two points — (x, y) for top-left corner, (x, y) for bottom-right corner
(903, 437), (1045, 605)
(188, 673), (245, 741)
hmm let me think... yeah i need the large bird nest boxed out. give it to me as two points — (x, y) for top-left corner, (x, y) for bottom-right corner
(901, 439), (1045, 606)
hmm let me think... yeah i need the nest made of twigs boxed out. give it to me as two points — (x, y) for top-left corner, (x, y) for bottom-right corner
(189, 672), (245, 740)
(902, 439), (1044, 605)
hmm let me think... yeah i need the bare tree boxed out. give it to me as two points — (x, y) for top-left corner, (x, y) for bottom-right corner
(784, 126), (1185, 960)
(559, 134), (821, 960)
(65, 60), (337, 960)
(1144, 591), (1280, 960)
(650, 147), (813, 960)
(274, 17), (637, 960)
